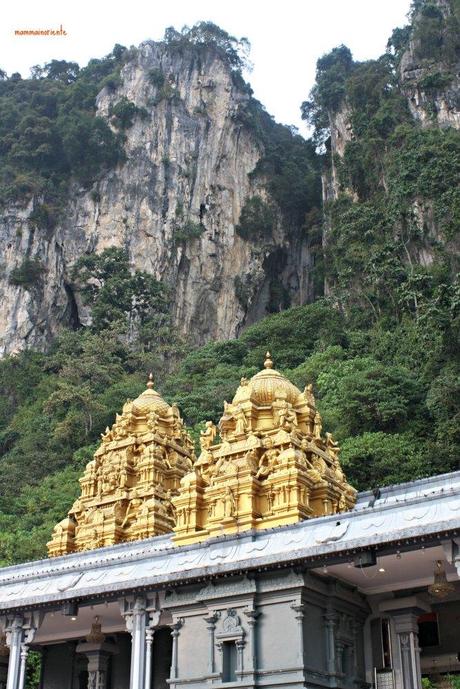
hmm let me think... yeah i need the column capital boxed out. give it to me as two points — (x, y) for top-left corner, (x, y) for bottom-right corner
(119, 595), (147, 635)
(171, 618), (184, 638)
(147, 609), (161, 630)
(4, 611), (41, 647)
(291, 603), (306, 620)
(203, 611), (220, 627)
(392, 612), (422, 636)
(324, 610), (340, 626)
(243, 608), (260, 626)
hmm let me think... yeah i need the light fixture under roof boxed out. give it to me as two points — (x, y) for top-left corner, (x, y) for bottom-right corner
(62, 601), (78, 617)
(428, 560), (455, 599)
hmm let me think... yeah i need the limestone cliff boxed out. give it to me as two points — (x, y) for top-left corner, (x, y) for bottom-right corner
(0, 41), (316, 356)
(313, 0), (460, 304)
(321, 104), (354, 202)
(322, 0), (460, 202)
(399, 0), (460, 129)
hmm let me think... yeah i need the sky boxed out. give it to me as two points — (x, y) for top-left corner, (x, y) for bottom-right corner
(2, 0), (412, 135)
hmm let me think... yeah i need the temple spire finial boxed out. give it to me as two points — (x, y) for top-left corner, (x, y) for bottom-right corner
(147, 372), (154, 389)
(264, 351), (273, 369)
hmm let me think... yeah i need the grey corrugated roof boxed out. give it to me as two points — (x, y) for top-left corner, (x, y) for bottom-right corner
(0, 470), (459, 611)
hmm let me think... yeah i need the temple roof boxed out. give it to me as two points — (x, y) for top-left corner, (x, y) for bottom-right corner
(131, 373), (171, 417)
(1, 471), (459, 611)
(232, 352), (301, 406)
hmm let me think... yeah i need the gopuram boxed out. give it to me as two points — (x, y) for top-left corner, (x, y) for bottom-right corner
(47, 374), (194, 556)
(173, 352), (356, 544)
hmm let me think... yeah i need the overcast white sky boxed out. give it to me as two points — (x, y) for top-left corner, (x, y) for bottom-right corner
(2, 0), (411, 134)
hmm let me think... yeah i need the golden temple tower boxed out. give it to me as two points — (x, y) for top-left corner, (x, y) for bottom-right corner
(172, 353), (356, 545)
(47, 375), (195, 556)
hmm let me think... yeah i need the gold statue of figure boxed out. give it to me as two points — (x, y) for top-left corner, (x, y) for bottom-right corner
(200, 421), (217, 450)
(47, 375), (194, 556)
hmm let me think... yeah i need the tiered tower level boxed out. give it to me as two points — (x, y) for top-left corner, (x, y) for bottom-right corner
(48, 355), (356, 555)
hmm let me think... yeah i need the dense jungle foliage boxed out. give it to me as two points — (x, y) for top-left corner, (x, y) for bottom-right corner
(0, 4), (459, 567)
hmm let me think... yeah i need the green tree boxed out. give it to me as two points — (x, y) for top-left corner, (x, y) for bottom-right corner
(72, 247), (169, 333)
(164, 21), (251, 72)
(340, 432), (434, 491)
(301, 45), (354, 144)
(316, 357), (426, 438)
(43, 60), (80, 83)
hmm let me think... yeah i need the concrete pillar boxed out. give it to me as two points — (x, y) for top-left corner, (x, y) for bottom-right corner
(324, 611), (339, 676)
(203, 612), (219, 675)
(379, 598), (428, 689)
(120, 596), (148, 689)
(2, 612), (41, 689)
(5, 617), (23, 689)
(144, 629), (154, 689)
(291, 604), (306, 667)
(243, 608), (259, 679)
(76, 642), (117, 689)
(236, 640), (245, 679)
(88, 652), (109, 689)
(169, 620), (183, 681)
(130, 598), (147, 689)
(393, 614), (422, 689)
(17, 645), (28, 689)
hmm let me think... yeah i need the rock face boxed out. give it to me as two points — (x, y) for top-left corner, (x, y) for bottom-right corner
(399, 0), (460, 130)
(400, 49), (460, 129)
(0, 41), (315, 356)
(322, 105), (354, 203)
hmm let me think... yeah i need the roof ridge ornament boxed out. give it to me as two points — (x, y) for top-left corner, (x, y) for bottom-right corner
(264, 351), (273, 369)
(146, 372), (154, 390)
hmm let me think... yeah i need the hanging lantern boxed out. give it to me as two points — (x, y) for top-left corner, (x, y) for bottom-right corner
(428, 560), (455, 599)
(85, 616), (105, 644)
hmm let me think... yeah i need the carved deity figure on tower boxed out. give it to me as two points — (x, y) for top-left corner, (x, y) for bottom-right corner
(233, 405), (248, 436)
(313, 410), (323, 439)
(47, 374), (195, 557)
(223, 486), (237, 518)
(276, 399), (298, 430)
(255, 438), (279, 479)
(200, 421), (217, 450)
